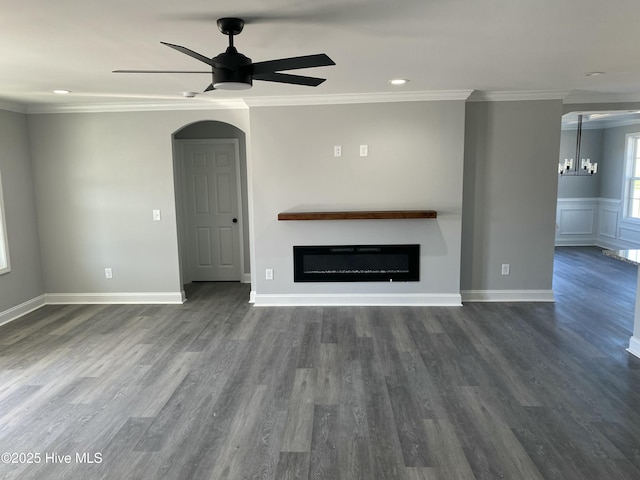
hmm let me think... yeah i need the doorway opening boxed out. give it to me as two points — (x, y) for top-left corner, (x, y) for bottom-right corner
(173, 121), (250, 294)
(555, 110), (640, 250)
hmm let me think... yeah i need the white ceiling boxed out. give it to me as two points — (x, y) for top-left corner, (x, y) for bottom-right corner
(4, 0), (640, 111)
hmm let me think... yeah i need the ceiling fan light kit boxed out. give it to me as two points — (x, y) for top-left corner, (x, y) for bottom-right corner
(114, 17), (335, 92)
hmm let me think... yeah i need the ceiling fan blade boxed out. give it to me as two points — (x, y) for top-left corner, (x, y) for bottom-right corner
(204, 84), (216, 92)
(113, 70), (210, 74)
(252, 54), (335, 75)
(253, 72), (326, 87)
(161, 41), (216, 67)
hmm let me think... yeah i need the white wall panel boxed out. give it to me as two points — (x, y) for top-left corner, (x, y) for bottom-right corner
(558, 208), (595, 235)
(555, 198), (598, 245)
(599, 208), (618, 239)
(555, 197), (640, 249)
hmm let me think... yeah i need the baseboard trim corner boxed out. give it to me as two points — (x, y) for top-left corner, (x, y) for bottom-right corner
(628, 336), (640, 359)
(461, 289), (555, 303)
(0, 295), (46, 327)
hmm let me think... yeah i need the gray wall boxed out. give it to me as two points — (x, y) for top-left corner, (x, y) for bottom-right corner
(0, 96), (572, 312)
(461, 100), (562, 292)
(557, 128), (602, 198)
(600, 123), (640, 200)
(27, 108), (250, 295)
(249, 101), (466, 300)
(0, 109), (44, 312)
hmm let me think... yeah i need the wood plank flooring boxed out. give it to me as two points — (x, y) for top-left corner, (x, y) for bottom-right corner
(0, 247), (639, 479)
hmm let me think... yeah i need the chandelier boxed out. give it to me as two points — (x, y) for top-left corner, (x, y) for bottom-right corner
(558, 114), (598, 176)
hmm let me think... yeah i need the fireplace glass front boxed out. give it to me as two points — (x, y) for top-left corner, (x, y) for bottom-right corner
(293, 244), (419, 282)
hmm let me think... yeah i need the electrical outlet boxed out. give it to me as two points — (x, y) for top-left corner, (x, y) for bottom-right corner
(334, 145), (342, 157)
(105, 267), (113, 279)
(265, 268), (274, 280)
(153, 209), (161, 221)
(359, 144), (368, 157)
(501, 264), (510, 276)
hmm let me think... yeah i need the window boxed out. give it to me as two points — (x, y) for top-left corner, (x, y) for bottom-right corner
(0, 171), (10, 274)
(624, 133), (640, 220)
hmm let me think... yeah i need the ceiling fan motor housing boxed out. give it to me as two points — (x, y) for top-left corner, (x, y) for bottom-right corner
(213, 49), (253, 89)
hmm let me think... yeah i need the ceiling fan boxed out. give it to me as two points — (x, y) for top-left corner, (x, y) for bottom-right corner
(114, 17), (335, 92)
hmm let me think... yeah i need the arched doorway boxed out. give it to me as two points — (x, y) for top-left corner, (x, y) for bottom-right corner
(173, 121), (250, 291)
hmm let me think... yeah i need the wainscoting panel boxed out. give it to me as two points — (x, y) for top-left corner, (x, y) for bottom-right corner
(558, 208), (595, 235)
(619, 222), (640, 244)
(599, 206), (619, 239)
(555, 198), (598, 246)
(556, 197), (640, 249)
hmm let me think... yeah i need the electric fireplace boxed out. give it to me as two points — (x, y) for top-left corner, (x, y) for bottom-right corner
(293, 244), (420, 282)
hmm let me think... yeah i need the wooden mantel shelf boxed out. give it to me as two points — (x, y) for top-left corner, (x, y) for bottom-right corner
(277, 209), (437, 221)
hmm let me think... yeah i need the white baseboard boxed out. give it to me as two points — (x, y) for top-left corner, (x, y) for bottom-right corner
(249, 290), (256, 304)
(461, 289), (555, 302)
(0, 290), (186, 328)
(628, 336), (640, 359)
(0, 295), (46, 327)
(554, 239), (597, 247)
(253, 293), (462, 307)
(44, 291), (186, 305)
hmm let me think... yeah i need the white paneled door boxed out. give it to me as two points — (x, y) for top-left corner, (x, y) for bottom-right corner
(182, 140), (242, 281)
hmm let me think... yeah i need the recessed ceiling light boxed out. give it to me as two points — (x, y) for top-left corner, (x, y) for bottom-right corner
(583, 72), (605, 77)
(52, 89), (71, 94)
(389, 79), (408, 86)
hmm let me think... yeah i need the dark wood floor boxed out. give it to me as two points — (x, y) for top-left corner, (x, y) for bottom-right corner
(0, 247), (639, 479)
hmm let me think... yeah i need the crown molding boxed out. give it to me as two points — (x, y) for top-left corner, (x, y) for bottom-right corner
(21, 90), (474, 114)
(600, 117), (640, 129)
(22, 88), (640, 114)
(244, 90), (473, 107)
(0, 99), (28, 114)
(563, 117), (640, 130)
(564, 91), (640, 105)
(26, 98), (249, 114)
(467, 90), (569, 102)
